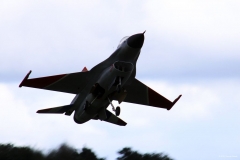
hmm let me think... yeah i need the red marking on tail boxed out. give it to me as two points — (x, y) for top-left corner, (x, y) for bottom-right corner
(82, 67), (88, 72)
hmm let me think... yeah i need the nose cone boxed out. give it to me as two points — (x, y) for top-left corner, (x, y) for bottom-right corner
(127, 33), (144, 48)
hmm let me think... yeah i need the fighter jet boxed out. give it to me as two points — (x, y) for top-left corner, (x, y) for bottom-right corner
(19, 32), (181, 126)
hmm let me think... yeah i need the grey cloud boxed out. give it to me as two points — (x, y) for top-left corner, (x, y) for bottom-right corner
(1, 0), (240, 83)
(1, 79), (240, 160)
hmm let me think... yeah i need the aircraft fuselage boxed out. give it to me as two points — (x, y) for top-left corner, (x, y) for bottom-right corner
(73, 34), (143, 124)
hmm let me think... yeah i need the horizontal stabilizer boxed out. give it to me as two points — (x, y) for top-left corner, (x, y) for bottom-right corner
(37, 105), (73, 114)
(93, 110), (127, 126)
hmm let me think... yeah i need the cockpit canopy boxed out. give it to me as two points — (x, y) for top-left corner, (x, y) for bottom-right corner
(117, 36), (129, 49)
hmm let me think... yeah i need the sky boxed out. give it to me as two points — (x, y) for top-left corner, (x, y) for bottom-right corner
(0, 1), (240, 160)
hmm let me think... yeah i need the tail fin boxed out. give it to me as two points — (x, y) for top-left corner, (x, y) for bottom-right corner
(82, 67), (88, 72)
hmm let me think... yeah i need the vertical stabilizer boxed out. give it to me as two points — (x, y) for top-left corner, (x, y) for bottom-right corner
(82, 67), (88, 72)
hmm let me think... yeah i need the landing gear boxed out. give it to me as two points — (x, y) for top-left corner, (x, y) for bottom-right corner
(115, 106), (120, 116)
(108, 97), (121, 116)
(90, 83), (105, 98)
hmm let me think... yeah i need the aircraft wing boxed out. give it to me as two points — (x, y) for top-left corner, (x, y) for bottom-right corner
(121, 79), (181, 110)
(19, 69), (89, 94)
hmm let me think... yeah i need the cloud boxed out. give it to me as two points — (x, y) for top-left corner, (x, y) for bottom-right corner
(1, 1), (240, 160)
(1, 0), (240, 82)
(0, 83), (109, 153)
(137, 1), (240, 80)
(144, 1), (240, 51)
(1, 78), (240, 160)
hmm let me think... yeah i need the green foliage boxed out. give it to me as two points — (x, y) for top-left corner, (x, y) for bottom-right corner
(0, 143), (44, 160)
(0, 143), (173, 160)
(46, 144), (105, 160)
(78, 147), (105, 160)
(117, 147), (174, 160)
(46, 144), (78, 160)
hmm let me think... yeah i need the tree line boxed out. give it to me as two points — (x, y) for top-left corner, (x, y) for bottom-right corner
(0, 143), (174, 160)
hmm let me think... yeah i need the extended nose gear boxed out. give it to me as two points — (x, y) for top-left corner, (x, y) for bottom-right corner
(108, 97), (120, 116)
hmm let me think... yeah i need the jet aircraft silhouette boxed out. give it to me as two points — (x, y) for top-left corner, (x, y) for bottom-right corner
(19, 32), (181, 126)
